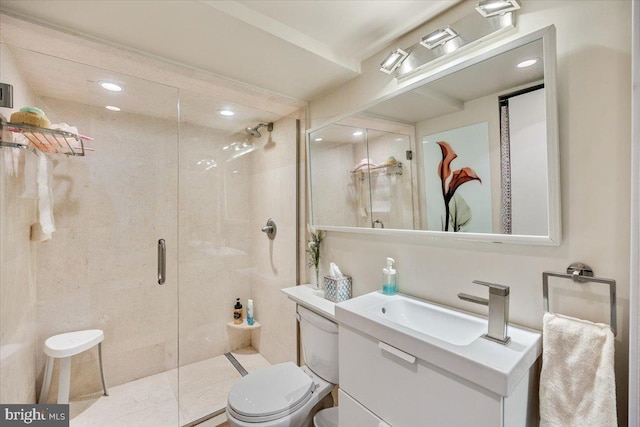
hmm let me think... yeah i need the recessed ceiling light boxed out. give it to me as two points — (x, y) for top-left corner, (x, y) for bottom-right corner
(105, 105), (121, 111)
(517, 58), (538, 68)
(233, 170), (239, 174)
(314, 138), (323, 142)
(100, 81), (122, 92)
(353, 131), (363, 136)
(219, 109), (234, 116)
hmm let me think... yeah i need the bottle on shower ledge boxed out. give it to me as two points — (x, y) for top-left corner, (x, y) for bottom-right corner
(234, 298), (243, 325)
(247, 299), (254, 326)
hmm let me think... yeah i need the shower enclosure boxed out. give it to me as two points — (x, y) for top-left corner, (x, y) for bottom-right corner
(0, 41), (301, 426)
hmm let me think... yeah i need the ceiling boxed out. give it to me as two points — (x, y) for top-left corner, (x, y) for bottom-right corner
(0, 0), (460, 101)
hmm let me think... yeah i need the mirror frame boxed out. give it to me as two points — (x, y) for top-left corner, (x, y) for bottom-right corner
(307, 25), (560, 245)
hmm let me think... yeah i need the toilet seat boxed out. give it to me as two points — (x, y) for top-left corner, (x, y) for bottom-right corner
(227, 362), (316, 423)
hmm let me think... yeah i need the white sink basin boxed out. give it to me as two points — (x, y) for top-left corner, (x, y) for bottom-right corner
(374, 298), (486, 346)
(335, 292), (541, 397)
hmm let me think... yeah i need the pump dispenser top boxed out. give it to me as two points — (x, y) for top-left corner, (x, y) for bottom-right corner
(382, 257), (397, 295)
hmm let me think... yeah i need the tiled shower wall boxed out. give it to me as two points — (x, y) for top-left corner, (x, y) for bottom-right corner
(0, 43), (39, 404)
(178, 113), (299, 368)
(177, 118), (254, 366)
(249, 116), (299, 365)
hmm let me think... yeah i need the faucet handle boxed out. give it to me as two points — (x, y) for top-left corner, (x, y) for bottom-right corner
(472, 280), (509, 296)
(468, 280), (511, 345)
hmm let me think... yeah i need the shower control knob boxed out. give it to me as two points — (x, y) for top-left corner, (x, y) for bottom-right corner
(261, 218), (277, 240)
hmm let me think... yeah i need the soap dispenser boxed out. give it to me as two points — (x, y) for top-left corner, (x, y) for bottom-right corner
(382, 257), (397, 295)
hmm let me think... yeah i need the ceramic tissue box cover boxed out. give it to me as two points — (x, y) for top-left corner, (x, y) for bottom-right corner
(324, 276), (352, 303)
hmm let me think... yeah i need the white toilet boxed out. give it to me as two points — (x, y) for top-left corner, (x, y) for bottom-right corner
(226, 305), (338, 427)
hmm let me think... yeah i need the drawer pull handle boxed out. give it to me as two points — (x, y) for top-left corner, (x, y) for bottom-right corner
(378, 341), (416, 364)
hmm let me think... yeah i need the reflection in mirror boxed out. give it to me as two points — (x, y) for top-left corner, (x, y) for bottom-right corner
(309, 118), (417, 230)
(308, 28), (559, 244)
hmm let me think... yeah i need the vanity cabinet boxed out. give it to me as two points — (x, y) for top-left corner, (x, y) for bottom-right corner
(339, 389), (389, 427)
(339, 325), (539, 427)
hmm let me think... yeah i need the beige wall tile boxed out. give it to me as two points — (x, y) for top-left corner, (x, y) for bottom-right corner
(0, 43), (40, 404)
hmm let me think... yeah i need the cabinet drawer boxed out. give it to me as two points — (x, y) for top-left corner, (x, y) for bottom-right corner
(339, 389), (389, 427)
(339, 325), (502, 427)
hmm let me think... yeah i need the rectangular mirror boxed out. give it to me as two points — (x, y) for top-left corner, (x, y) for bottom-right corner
(308, 26), (560, 245)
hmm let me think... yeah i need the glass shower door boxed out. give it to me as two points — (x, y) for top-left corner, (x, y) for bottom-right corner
(177, 90), (300, 425)
(0, 45), (181, 426)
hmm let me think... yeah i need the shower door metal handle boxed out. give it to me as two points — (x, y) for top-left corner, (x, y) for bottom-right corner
(158, 239), (166, 285)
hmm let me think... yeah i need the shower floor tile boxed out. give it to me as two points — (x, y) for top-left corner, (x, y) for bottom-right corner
(69, 346), (270, 427)
(230, 347), (272, 373)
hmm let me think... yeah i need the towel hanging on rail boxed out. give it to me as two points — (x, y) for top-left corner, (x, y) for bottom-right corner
(539, 312), (617, 427)
(36, 150), (55, 239)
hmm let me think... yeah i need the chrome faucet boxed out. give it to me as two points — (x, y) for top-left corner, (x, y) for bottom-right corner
(458, 280), (511, 345)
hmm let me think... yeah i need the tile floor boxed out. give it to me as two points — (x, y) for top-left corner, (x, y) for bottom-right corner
(69, 347), (270, 427)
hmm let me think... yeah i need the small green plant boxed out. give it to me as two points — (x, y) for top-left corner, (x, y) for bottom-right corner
(306, 224), (325, 270)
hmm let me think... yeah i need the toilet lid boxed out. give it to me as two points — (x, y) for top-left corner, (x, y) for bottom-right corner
(228, 362), (314, 418)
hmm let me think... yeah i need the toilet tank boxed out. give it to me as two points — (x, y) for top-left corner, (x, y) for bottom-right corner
(297, 305), (339, 384)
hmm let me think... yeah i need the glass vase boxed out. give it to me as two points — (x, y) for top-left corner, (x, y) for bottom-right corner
(311, 266), (320, 289)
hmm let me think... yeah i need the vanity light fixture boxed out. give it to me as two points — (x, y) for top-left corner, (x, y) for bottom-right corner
(100, 81), (122, 92)
(517, 58), (538, 68)
(219, 109), (234, 116)
(105, 105), (120, 111)
(420, 27), (458, 50)
(475, 0), (521, 18)
(379, 6), (515, 78)
(352, 131), (364, 136)
(379, 48), (409, 74)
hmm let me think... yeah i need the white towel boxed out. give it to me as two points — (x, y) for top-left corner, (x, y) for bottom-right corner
(370, 173), (391, 213)
(539, 312), (617, 427)
(36, 151), (55, 239)
(352, 173), (368, 219)
(22, 140), (38, 199)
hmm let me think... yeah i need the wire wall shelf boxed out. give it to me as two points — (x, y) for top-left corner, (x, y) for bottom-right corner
(350, 162), (403, 177)
(0, 120), (91, 156)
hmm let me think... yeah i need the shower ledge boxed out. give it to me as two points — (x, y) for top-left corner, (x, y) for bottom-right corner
(227, 320), (261, 330)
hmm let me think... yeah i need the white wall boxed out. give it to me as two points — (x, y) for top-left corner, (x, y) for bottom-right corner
(309, 1), (632, 422)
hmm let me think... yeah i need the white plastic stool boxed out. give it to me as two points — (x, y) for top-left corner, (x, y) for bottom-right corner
(39, 329), (109, 404)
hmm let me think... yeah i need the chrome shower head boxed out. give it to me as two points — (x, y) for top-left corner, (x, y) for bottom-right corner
(245, 122), (273, 138)
(245, 126), (261, 138)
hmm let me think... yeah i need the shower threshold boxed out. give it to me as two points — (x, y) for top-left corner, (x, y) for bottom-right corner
(68, 346), (270, 427)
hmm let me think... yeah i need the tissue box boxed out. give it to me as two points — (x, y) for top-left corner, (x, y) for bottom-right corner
(324, 275), (352, 303)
